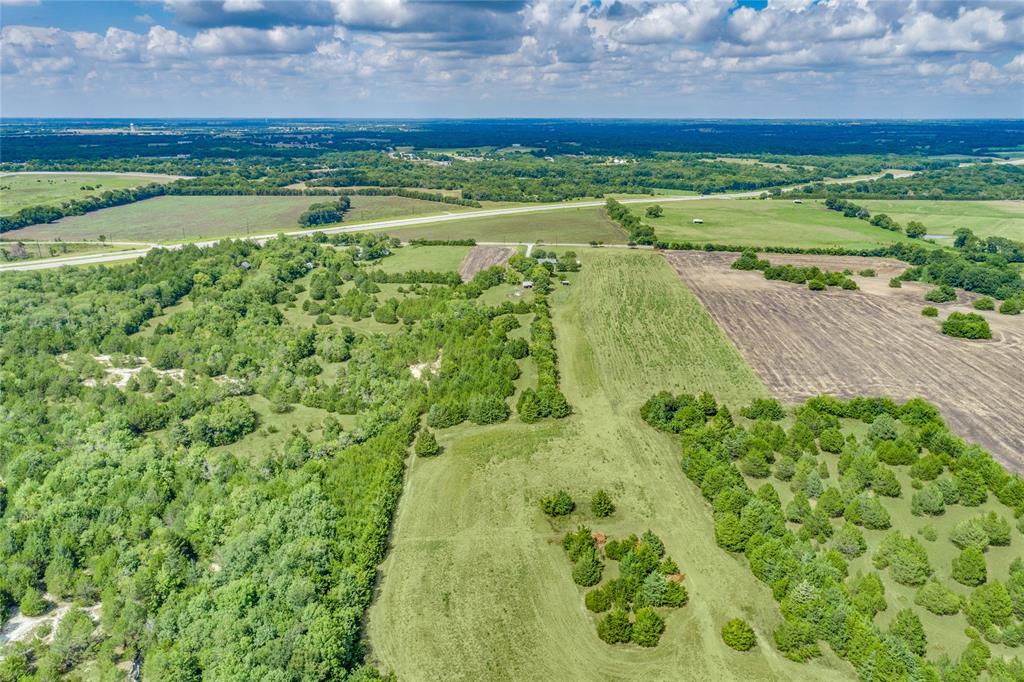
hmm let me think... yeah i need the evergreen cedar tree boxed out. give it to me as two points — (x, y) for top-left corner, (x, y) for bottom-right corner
(722, 618), (756, 651)
(541, 490), (575, 517)
(414, 429), (440, 457)
(591, 489), (615, 517)
(640, 391), (1024, 678)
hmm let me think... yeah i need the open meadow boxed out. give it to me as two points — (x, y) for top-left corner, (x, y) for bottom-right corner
(0, 172), (182, 215)
(366, 249), (855, 681)
(856, 200), (1024, 241)
(638, 199), (914, 249)
(1, 194), (477, 243)
(363, 205), (628, 245)
(666, 251), (1024, 472)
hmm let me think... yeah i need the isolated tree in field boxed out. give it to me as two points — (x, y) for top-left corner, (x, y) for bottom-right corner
(942, 312), (992, 340)
(591, 489), (615, 517)
(597, 608), (633, 644)
(905, 221), (927, 239)
(414, 429), (440, 457)
(952, 546), (987, 586)
(645, 205), (664, 218)
(889, 608), (927, 656)
(632, 607), (665, 647)
(541, 490), (575, 517)
(721, 618), (756, 651)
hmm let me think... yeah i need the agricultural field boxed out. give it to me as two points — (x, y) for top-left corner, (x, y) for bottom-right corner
(1, 194), (476, 243)
(0, 172), (181, 215)
(666, 251), (1024, 472)
(856, 200), (1024, 241)
(366, 205), (628, 245)
(458, 245), (516, 281)
(638, 199), (914, 249)
(367, 249), (856, 681)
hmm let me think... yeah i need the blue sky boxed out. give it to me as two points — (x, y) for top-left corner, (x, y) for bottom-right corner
(2, 0), (1022, 118)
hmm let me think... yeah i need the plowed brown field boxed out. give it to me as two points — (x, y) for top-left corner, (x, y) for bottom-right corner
(666, 251), (1024, 472)
(459, 245), (516, 282)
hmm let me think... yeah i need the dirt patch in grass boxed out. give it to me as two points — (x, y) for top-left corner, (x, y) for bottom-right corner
(665, 250), (1024, 472)
(459, 245), (515, 282)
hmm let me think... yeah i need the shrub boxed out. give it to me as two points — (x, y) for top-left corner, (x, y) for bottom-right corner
(808, 279), (826, 291)
(949, 518), (990, 550)
(973, 297), (995, 311)
(999, 298), (1022, 315)
(722, 618), (756, 651)
(889, 277), (902, 288)
(952, 546), (987, 586)
(585, 587), (612, 613)
(562, 525), (596, 562)
(540, 490), (575, 517)
(979, 512), (1011, 547)
(632, 608), (665, 647)
(911, 483), (946, 516)
(889, 608), (927, 656)
(874, 532), (932, 586)
(572, 548), (604, 587)
(867, 413), (897, 442)
(914, 580), (961, 615)
(597, 608), (633, 644)
(18, 587), (47, 617)
(859, 269), (877, 277)
(966, 582), (1013, 631)
(817, 486), (846, 518)
(942, 312), (992, 340)
(871, 468), (901, 497)
(818, 428), (844, 454)
(921, 306), (939, 317)
(925, 285), (957, 303)
(414, 429), (441, 457)
(849, 572), (887, 615)
(427, 401), (466, 428)
(833, 522), (867, 558)
(315, 312), (332, 325)
(740, 398), (785, 421)
(591, 489), (615, 517)
(468, 396), (510, 425)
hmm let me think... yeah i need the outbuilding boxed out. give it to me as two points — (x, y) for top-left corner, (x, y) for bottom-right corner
(522, 280), (534, 289)
(692, 218), (704, 224)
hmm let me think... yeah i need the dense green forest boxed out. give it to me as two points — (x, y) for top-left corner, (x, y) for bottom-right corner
(788, 165), (1024, 201)
(0, 236), (569, 679)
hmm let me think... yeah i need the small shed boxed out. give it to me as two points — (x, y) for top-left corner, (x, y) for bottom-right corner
(522, 280), (534, 289)
(560, 280), (570, 286)
(692, 218), (704, 224)
(240, 260), (251, 269)
(305, 261), (314, 269)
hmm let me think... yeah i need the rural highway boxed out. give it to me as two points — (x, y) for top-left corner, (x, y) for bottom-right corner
(0, 167), (909, 272)
(0, 190), (762, 271)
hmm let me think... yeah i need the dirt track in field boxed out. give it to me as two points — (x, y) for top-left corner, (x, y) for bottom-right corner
(666, 251), (1024, 472)
(459, 245), (515, 282)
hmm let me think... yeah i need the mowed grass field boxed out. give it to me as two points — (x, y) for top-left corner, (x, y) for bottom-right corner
(0, 172), (180, 215)
(638, 198), (914, 249)
(857, 199), (1024, 241)
(364, 244), (472, 273)
(366, 249), (853, 681)
(2, 194), (476, 243)
(368, 205), (628, 244)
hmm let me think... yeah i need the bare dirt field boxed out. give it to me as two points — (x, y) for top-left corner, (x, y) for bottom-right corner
(665, 251), (1024, 472)
(459, 245), (515, 281)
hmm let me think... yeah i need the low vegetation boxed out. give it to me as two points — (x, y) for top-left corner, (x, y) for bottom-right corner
(941, 312), (993, 340)
(732, 251), (858, 291)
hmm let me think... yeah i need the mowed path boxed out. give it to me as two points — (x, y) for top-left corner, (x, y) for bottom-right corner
(458, 245), (515, 282)
(666, 251), (1024, 472)
(366, 250), (853, 681)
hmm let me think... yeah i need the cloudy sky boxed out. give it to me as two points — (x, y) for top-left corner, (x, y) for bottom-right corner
(1, 0), (1022, 118)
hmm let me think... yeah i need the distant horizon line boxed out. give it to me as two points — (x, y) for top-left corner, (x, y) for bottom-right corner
(2, 117), (1022, 123)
